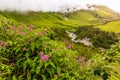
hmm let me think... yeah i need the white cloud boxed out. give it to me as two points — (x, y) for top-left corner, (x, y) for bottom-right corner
(0, 0), (84, 12)
(0, 0), (120, 12)
(81, 0), (120, 12)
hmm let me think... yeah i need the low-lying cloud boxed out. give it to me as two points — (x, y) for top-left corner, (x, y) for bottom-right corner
(0, 0), (120, 12)
(0, 0), (87, 12)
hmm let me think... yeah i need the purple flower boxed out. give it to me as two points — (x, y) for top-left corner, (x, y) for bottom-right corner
(66, 45), (71, 49)
(29, 25), (34, 31)
(39, 52), (49, 61)
(58, 74), (61, 77)
(78, 56), (86, 66)
(44, 55), (49, 61)
(40, 52), (44, 56)
(41, 55), (45, 61)
(11, 62), (15, 66)
(19, 31), (26, 35)
(78, 56), (85, 62)
(3, 42), (7, 46)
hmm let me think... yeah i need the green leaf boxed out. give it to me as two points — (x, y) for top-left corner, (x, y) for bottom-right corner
(47, 69), (54, 77)
(12, 75), (17, 80)
(18, 75), (24, 80)
(7, 69), (11, 74)
(25, 52), (29, 58)
(45, 63), (49, 68)
(23, 61), (28, 71)
(57, 67), (61, 74)
(35, 40), (40, 49)
(27, 70), (31, 80)
(15, 47), (20, 54)
(8, 40), (13, 46)
(33, 57), (38, 62)
(31, 42), (35, 51)
(36, 66), (41, 74)
(41, 75), (46, 80)
(27, 58), (32, 66)
(49, 61), (56, 68)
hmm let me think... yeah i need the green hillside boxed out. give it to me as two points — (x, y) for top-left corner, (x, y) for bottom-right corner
(91, 5), (120, 20)
(0, 10), (101, 28)
(94, 20), (120, 33)
(0, 8), (120, 80)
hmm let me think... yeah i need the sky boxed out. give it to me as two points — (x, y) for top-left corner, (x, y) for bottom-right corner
(0, 0), (120, 12)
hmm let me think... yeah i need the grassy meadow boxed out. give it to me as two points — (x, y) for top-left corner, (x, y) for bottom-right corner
(94, 20), (120, 33)
(0, 10), (120, 80)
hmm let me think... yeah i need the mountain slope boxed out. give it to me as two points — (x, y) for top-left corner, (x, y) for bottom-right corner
(0, 10), (101, 28)
(88, 5), (120, 22)
(0, 5), (120, 80)
(0, 4), (119, 28)
(94, 20), (120, 33)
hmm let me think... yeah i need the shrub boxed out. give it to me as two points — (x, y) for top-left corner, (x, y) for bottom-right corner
(75, 26), (118, 48)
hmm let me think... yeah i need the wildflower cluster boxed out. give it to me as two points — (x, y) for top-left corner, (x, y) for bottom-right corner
(39, 52), (49, 61)
(0, 41), (8, 48)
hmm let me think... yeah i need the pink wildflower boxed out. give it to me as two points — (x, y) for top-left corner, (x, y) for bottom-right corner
(66, 45), (71, 49)
(40, 52), (44, 56)
(3, 42), (8, 47)
(19, 32), (26, 35)
(78, 56), (85, 62)
(58, 74), (61, 77)
(44, 55), (49, 61)
(78, 56), (86, 66)
(41, 55), (45, 61)
(11, 62), (15, 66)
(39, 52), (49, 61)
(29, 25), (34, 31)
(11, 26), (16, 30)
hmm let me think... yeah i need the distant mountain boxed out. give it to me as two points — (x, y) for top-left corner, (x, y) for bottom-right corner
(87, 4), (120, 22)
(0, 4), (120, 28)
(60, 4), (120, 24)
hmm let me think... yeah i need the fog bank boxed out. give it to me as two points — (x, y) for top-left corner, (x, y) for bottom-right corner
(0, 0), (120, 12)
(0, 0), (87, 12)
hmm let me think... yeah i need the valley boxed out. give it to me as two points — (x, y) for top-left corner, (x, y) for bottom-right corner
(0, 5), (120, 80)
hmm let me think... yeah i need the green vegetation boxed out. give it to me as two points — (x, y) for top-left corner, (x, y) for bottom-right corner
(0, 10), (120, 80)
(67, 10), (102, 25)
(92, 5), (120, 20)
(94, 20), (120, 33)
(0, 10), (103, 29)
(75, 26), (118, 48)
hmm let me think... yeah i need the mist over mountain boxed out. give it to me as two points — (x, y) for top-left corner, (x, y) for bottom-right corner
(0, 0), (120, 12)
(0, 0), (87, 12)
